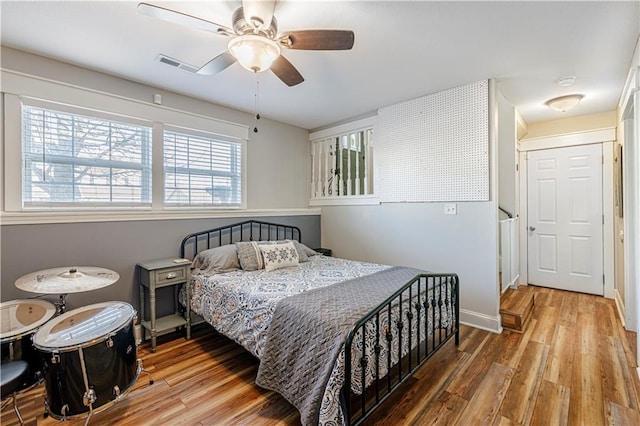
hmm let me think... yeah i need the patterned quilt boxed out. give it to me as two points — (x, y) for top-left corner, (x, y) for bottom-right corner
(189, 256), (389, 358)
(188, 256), (453, 425)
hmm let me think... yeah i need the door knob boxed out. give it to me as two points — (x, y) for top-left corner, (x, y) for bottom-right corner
(529, 226), (536, 231)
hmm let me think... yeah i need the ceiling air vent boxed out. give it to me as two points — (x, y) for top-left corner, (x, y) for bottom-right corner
(155, 54), (199, 73)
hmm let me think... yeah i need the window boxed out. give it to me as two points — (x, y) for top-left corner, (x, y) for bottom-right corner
(164, 129), (242, 207)
(2, 74), (251, 220)
(22, 105), (152, 207)
(309, 118), (375, 205)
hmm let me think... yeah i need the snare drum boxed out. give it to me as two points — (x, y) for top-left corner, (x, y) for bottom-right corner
(0, 299), (56, 386)
(33, 301), (139, 419)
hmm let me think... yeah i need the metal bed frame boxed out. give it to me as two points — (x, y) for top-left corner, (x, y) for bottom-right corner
(180, 220), (301, 259)
(179, 220), (459, 425)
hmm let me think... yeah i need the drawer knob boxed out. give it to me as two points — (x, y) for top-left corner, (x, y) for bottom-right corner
(166, 272), (177, 279)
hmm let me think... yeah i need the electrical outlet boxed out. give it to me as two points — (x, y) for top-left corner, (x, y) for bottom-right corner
(444, 203), (457, 215)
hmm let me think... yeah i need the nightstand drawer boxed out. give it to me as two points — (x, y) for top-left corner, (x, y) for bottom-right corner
(155, 267), (187, 285)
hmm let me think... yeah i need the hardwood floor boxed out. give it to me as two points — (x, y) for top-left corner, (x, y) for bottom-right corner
(2, 285), (639, 425)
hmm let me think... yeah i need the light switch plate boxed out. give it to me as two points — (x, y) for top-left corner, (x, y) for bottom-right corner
(444, 203), (457, 215)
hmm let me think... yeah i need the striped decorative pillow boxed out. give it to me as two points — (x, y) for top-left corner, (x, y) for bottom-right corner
(235, 241), (265, 271)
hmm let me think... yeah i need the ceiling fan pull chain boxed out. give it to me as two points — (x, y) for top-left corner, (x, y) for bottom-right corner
(254, 73), (260, 133)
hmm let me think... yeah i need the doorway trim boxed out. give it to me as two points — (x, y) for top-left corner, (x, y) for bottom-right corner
(518, 128), (616, 299)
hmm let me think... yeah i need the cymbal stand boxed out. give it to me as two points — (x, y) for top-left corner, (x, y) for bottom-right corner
(54, 294), (68, 314)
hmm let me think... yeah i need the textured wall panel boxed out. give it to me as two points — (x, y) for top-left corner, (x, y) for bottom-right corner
(377, 80), (489, 202)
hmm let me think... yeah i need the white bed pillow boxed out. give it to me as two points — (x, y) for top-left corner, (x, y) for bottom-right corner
(259, 241), (300, 272)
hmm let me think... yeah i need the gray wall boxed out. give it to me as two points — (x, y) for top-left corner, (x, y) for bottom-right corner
(1, 216), (320, 314)
(0, 47), (320, 314)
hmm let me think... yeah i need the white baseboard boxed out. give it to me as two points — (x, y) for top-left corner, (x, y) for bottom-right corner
(501, 274), (520, 294)
(460, 309), (502, 334)
(614, 288), (627, 328)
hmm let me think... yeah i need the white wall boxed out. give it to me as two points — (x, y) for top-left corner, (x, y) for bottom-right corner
(617, 34), (640, 364)
(320, 81), (500, 332)
(0, 46), (310, 211)
(321, 202), (500, 331)
(498, 90), (517, 217)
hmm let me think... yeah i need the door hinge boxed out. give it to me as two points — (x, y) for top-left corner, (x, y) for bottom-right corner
(603, 274), (605, 284)
(602, 215), (604, 225)
(602, 155), (604, 164)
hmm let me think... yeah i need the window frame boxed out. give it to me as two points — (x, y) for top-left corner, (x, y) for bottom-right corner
(21, 101), (154, 208)
(162, 124), (246, 209)
(308, 116), (379, 206)
(2, 73), (248, 217)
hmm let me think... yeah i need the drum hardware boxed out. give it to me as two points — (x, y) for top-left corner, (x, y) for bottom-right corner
(51, 354), (60, 364)
(138, 359), (154, 385)
(55, 294), (67, 315)
(105, 338), (114, 348)
(83, 389), (97, 407)
(113, 385), (121, 397)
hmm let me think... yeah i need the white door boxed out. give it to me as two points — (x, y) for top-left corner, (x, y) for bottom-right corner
(527, 144), (603, 295)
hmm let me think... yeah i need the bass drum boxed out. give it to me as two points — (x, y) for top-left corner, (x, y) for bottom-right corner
(33, 301), (139, 419)
(0, 299), (56, 386)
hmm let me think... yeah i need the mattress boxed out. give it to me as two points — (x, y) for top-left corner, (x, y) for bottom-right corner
(189, 255), (389, 358)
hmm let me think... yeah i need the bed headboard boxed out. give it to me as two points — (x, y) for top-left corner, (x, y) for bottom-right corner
(179, 220), (302, 259)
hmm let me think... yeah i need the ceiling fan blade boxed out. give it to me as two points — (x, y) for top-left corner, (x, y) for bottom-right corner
(270, 55), (304, 87)
(280, 30), (355, 50)
(138, 2), (233, 35)
(242, 0), (276, 30)
(197, 52), (237, 75)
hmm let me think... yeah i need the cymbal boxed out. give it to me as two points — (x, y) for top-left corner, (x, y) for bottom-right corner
(15, 266), (120, 294)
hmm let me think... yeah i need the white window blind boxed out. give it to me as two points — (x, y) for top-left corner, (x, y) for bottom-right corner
(163, 129), (242, 207)
(22, 105), (152, 207)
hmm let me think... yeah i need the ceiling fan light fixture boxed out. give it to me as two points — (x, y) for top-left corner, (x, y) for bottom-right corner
(545, 94), (584, 112)
(228, 34), (281, 73)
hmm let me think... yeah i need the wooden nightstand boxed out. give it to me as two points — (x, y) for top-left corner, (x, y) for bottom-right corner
(137, 258), (191, 352)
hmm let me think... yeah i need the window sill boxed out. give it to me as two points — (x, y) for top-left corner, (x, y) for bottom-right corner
(0, 208), (321, 225)
(309, 196), (380, 207)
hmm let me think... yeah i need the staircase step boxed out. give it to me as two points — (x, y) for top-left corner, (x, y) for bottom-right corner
(500, 287), (535, 332)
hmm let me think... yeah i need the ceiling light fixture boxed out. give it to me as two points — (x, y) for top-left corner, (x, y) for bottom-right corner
(545, 94), (584, 112)
(228, 35), (281, 73)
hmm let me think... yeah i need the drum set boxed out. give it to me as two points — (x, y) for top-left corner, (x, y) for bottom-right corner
(1, 266), (153, 425)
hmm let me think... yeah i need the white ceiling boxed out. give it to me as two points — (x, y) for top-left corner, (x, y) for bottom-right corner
(1, 1), (639, 130)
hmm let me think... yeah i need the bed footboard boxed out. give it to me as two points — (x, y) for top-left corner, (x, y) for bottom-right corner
(342, 273), (459, 425)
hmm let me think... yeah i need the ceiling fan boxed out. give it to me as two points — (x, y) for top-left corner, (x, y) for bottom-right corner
(138, 0), (355, 87)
